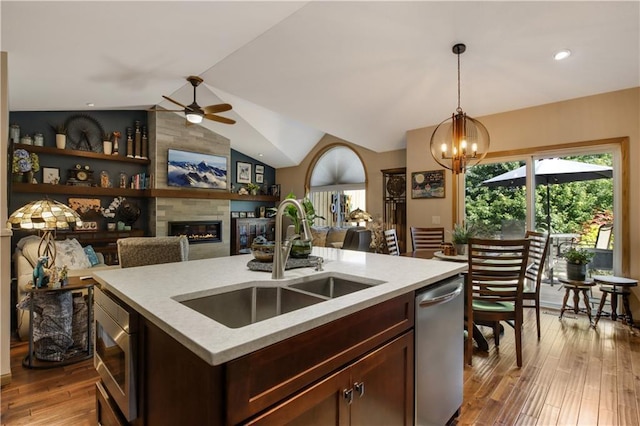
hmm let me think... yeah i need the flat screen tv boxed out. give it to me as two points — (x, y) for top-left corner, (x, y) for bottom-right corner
(167, 149), (227, 189)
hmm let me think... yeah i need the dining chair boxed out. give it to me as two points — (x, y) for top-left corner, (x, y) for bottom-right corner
(117, 236), (189, 268)
(522, 231), (551, 340)
(465, 238), (530, 367)
(410, 227), (445, 251)
(384, 229), (400, 255)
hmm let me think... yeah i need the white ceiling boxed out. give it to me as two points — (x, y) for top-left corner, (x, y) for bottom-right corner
(2, 1), (639, 168)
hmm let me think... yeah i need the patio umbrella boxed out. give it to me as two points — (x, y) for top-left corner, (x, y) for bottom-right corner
(482, 158), (612, 231)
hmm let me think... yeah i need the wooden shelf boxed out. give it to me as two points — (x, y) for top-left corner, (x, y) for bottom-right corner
(13, 183), (280, 201)
(149, 188), (280, 202)
(12, 182), (150, 197)
(16, 144), (150, 165)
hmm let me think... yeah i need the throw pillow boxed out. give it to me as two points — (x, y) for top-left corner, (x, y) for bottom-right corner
(55, 238), (92, 270)
(84, 245), (100, 266)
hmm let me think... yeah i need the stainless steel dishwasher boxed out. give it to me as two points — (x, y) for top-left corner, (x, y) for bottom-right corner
(415, 274), (464, 426)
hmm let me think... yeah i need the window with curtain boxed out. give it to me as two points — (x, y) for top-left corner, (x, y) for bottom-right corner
(308, 146), (366, 227)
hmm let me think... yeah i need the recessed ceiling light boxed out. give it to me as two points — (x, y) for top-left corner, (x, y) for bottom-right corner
(86, 102), (95, 107)
(258, 153), (264, 157)
(554, 49), (571, 61)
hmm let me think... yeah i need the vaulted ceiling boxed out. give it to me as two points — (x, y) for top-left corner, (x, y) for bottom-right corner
(2, 1), (638, 168)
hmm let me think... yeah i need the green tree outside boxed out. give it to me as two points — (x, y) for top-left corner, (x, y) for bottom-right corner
(464, 154), (613, 240)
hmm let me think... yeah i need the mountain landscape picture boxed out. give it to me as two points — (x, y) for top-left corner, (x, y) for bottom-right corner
(167, 149), (227, 189)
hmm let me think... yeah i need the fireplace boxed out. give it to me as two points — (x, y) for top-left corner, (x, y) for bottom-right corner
(168, 221), (222, 244)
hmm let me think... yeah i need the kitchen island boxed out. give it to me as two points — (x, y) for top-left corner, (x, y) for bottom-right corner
(93, 247), (466, 425)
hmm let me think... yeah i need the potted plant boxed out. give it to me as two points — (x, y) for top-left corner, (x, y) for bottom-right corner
(245, 182), (261, 196)
(563, 246), (594, 281)
(50, 124), (67, 149)
(278, 192), (325, 258)
(450, 223), (476, 255)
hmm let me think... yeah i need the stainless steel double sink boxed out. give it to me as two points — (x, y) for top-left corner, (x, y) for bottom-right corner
(177, 273), (384, 328)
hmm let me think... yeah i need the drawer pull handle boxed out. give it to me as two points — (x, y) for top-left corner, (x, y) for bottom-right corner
(343, 388), (353, 405)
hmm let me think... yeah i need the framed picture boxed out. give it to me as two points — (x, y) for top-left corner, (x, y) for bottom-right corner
(237, 161), (252, 184)
(42, 167), (60, 184)
(167, 149), (227, 189)
(239, 211), (247, 218)
(246, 211), (256, 218)
(270, 184), (281, 197)
(256, 173), (264, 184)
(255, 164), (264, 174)
(411, 170), (446, 199)
(231, 211), (240, 218)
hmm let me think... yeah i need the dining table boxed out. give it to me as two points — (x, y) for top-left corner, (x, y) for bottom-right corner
(401, 249), (490, 352)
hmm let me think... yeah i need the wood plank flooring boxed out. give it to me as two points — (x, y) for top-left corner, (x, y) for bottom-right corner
(1, 309), (639, 425)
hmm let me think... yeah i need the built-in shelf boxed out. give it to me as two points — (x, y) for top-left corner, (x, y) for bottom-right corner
(12, 182), (149, 197)
(12, 183), (280, 202)
(16, 144), (150, 165)
(149, 188), (279, 201)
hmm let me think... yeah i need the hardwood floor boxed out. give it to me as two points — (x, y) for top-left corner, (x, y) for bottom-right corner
(1, 341), (98, 425)
(1, 309), (639, 425)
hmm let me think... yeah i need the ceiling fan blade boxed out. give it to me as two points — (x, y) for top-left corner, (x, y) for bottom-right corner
(204, 114), (236, 125)
(203, 103), (232, 114)
(162, 95), (191, 110)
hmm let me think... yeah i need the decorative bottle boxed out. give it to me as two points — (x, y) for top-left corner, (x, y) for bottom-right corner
(141, 125), (148, 159)
(134, 121), (141, 158)
(126, 127), (133, 158)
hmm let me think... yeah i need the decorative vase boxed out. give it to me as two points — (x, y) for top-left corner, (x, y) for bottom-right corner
(55, 134), (66, 149)
(290, 240), (312, 259)
(566, 262), (587, 281)
(103, 140), (113, 155)
(454, 243), (466, 256)
(12, 173), (25, 183)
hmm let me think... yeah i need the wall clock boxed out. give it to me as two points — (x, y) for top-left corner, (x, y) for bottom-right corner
(64, 114), (105, 152)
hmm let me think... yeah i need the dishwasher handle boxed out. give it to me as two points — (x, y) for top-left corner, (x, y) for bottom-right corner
(418, 282), (463, 308)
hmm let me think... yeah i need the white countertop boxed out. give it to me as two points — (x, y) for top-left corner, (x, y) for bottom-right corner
(92, 247), (466, 366)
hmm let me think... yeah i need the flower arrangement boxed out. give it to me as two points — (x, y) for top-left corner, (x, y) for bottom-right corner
(101, 196), (125, 218)
(12, 149), (39, 174)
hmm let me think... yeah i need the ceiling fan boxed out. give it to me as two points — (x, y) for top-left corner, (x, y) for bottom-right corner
(155, 76), (236, 125)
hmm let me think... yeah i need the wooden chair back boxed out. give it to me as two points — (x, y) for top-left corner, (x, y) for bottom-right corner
(524, 231), (550, 289)
(410, 227), (444, 250)
(384, 229), (400, 255)
(465, 238), (530, 366)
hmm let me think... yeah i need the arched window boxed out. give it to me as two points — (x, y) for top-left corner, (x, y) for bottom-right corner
(308, 145), (367, 226)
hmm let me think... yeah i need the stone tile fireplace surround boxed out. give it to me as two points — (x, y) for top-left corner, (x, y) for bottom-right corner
(148, 111), (230, 260)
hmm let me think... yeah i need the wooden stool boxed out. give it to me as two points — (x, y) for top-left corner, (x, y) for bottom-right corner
(558, 278), (595, 326)
(593, 275), (638, 328)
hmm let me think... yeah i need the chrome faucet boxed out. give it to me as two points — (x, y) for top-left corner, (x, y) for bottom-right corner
(272, 198), (313, 279)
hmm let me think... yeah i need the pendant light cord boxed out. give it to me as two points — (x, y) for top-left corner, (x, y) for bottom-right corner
(457, 50), (462, 113)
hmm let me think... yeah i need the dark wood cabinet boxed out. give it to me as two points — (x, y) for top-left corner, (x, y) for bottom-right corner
(246, 331), (414, 426)
(134, 292), (414, 425)
(382, 168), (407, 253)
(231, 217), (276, 255)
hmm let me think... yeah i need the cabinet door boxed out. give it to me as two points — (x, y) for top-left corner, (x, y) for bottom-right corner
(246, 366), (351, 426)
(246, 331), (414, 426)
(350, 331), (414, 426)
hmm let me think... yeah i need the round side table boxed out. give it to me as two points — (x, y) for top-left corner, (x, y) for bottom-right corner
(592, 275), (638, 328)
(558, 278), (595, 326)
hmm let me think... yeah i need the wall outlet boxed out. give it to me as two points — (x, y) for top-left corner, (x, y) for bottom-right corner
(432, 216), (441, 225)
